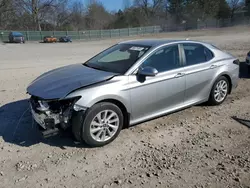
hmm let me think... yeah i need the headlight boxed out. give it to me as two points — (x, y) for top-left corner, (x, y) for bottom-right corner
(37, 100), (50, 112)
(73, 104), (87, 112)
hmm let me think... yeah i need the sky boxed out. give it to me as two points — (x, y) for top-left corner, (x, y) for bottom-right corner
(99, 0), (126, 11)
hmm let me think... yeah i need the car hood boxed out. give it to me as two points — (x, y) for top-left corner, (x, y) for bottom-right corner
(27, 63), (118, 100)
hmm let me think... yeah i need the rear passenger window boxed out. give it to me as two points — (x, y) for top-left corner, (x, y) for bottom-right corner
(183, 43), (214, 66)
(204, 47), (214, 61)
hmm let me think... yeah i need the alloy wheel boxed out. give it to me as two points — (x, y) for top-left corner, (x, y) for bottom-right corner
(214, 80), (228, 103)
(90, 110), (120, 142)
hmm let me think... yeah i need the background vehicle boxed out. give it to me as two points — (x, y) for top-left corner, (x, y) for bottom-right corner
(59, 36), (72, 42)
(43, 36), (57, 43)
(8, 32), (25, 43)
(246, 51), (250, 71)
(27, 39), (240, 147)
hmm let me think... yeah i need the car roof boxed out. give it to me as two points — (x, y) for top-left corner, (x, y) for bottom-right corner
(10, 31), (23, 36)
(119, 39), (210, 47)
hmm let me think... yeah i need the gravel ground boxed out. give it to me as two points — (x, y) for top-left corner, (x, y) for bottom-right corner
(0, 26), (250, 188)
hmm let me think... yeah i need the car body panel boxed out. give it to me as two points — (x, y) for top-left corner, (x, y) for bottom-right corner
(65, 76), (131, 112)
(27, 64), (119, 100)
(27, 39), (239, 129)
(127, 67), (185, 124)
(178, 42), (238, 104)
(183, 61), (217, 104)
(64, 40), (239, 125)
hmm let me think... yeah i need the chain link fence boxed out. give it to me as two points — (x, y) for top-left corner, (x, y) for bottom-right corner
(161, 17), (250, 32)
(0, 26), (161, 42)
(1, 16), (250, 42)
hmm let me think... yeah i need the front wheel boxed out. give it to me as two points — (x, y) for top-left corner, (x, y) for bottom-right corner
(72, 102), (124, 147)
(208, 76), (229, 105)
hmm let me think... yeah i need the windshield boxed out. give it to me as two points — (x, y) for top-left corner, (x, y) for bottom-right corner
(84, 43), (151, 74)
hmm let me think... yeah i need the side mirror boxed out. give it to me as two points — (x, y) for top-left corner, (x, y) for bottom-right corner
(137, 66), (158, 77)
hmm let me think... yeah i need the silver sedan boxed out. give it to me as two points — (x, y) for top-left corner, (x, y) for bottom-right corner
(27, 39), (240, 147)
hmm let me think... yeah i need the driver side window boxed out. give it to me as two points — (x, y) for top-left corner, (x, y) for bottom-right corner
(141, 45), (181, 73)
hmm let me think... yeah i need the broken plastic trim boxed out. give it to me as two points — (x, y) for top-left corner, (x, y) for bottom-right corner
(30, 96), (82, 131)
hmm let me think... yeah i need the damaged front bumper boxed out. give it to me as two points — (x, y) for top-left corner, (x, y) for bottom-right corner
(29, 96), (84, 137)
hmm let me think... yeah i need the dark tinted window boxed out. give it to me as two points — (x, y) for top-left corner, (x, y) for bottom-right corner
(204, 47), (214, 61)
(141, 45), (180, 73)
(183, 43), (214, 66)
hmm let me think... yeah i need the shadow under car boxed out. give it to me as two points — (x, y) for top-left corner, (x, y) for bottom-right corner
(0, 99), (90, 149)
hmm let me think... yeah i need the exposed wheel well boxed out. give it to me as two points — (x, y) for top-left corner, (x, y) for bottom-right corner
(221, 74), (232, 94)
(96, 99), (130, 128)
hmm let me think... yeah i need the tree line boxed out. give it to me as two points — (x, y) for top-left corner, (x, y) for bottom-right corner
(0, 0), (248, 31)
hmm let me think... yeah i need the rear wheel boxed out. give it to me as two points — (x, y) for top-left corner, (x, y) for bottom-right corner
(72, 102), (123, 147)
(208, 76), (229, 105)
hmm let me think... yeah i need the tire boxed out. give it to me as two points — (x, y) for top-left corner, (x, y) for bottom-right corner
(208, 76), (229, 105)
(72, 102), (124, 147)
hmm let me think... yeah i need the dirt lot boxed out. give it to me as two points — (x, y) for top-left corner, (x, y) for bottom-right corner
(0, 26), (250, 188)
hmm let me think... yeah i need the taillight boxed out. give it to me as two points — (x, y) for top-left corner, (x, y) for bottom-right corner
(233, 59), (240, 65)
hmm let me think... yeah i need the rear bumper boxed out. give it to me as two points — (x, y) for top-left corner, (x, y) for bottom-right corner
(10, 37), (24, 43)
(231, 66), (240, 90)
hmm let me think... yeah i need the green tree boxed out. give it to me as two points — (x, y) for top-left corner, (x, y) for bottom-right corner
(216, 0), (231, 19)
(0, 0), (14, 29)
(85, 1), (113, 29)
(167, 0), (185, 23)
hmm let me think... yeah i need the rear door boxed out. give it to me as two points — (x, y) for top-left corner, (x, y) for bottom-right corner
(180, 43), (218, 105)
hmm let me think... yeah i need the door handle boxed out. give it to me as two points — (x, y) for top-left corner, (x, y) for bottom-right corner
(175, 73), (185, 78)
(210, 64), (217, 69)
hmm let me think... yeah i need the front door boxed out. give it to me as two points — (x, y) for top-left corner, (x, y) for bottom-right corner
(128, 44), (186, 124)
